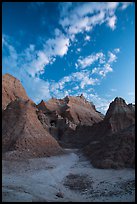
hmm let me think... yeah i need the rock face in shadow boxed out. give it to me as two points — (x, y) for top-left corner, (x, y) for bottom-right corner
(37, 94), (104, 147)
(84, 125), (135, 169)
(2, 99), (63, 160)
(83, 97), (135, 169)
(104, 97), (135, 133)
(2, 74), (29, 110)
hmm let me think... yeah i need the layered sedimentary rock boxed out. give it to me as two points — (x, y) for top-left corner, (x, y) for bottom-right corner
(2, 74), (29, 110)
(83, 97), (135, 169)
(38, 95), (103, 126)
(2, 99), (63, 160)
(37, 94), (103, 146)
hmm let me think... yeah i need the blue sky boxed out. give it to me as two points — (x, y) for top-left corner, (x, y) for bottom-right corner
(2, 2), (135, 113)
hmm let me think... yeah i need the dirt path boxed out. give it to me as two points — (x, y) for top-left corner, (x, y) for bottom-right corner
(2, 149), (135, 202)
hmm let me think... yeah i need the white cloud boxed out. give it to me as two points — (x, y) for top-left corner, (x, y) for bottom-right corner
(108, 51), (117, 63)
(77, 52), (104, 69)
(59, 2), (131, 40)
(85, 35), (90, 41)
(73, 86), (79, 90)
(2, 30), (70, 78)
(77, 48), (81, 52)
(90, 49), (119, 77)
(2, 2), (133, 114)
(80, 76), (98, 89)
(107, 15), (117, 30)
(48, 70), (99, 97)
(3, 2), (127, 79)
(120, 2), (132, 10)
(106, 2), (119, 10)
(45, 31), (70, 57)
(27, 51), (51, 77)
(76, 49), (119, 78)
(99, 64), (113, 77)
(2, 35), (119, 107)
(114, 48), (120, 53)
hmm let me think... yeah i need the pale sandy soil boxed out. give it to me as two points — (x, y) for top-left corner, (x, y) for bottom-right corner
(2, 149), (135, 202)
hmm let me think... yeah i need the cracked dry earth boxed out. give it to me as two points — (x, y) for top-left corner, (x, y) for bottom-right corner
(2, 149), (135, 202)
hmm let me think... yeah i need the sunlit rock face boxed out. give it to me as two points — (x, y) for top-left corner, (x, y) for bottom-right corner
(2, 74), (29, 110)
(2, 99), (63, 160)
(37, 94), (103, 126)
(37, 95), (104, 147)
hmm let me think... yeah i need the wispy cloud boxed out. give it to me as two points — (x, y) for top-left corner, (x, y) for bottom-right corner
(2, 30), (70, 78)
(120, 2), (132, 10)
(108, 51), (117, 63)
(114, 48), (120, 53)
(2, 34), (120, 110)
(2, 2), (132, 113)
(59, 2), (131, 41)
(76, 49), (119, 78)
(77, 52), (105, 69)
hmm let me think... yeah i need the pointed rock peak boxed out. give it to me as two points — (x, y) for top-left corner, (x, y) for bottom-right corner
(39, 99), (46, 105)
(109, 97), (127, 107)
(79, 93), (85, 99)
(2, 73), (29, 110)
(37, 100), (50, 112)
(114, 97), (126, 104)
(105, 97), (131, 119)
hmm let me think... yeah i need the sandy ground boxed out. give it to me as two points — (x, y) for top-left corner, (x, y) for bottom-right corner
(2, 149), (135, 202)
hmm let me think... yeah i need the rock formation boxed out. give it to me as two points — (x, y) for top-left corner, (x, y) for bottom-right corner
(104, 97), (135, 133)
(2, 74), (135, 168)
(38, 95), (103, 126)
(2, 73), (29, 110)
(37, 95), (103, 147)
(83, 97), (135, 169)
(2, 99), (63, 160)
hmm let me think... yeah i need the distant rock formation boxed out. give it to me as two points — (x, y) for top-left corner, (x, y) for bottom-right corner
(38, 95), (104, 125)
(2, 99), (63, 160)
(37, 95), (104, 146)
(2, 74), (29, 110)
